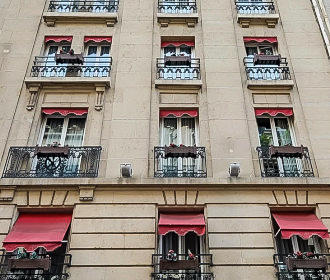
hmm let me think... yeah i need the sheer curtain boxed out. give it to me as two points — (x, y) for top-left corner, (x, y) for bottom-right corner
(181, 118), (196, 174)
(64, 118), (85, 146)
(42, 118), (64, 146)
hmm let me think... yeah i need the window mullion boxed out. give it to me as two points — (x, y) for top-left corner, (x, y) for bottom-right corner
(270, 118), (279, 146)
(61, 117), (69, 146)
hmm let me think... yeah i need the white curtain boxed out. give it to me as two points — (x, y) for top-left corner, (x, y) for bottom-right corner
(64, 118), (85, 146)
(41, 118), (64, 146)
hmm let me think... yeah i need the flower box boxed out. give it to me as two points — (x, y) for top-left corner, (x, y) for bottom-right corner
(8, 258), (51, 271)
(164, 146), (197, 158)
(55, 53), (84, 65)
(285, 257), (328, 271)
(269, 145), (304, 158)
(253, 54), (281, 66)
(164, 55), (191, 66)
(159, 259), (199, 271)
(36, 146), (69, 158)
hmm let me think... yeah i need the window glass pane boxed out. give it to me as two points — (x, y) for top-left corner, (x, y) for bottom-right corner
(100, 46), (110, 56)
(163, 118), (178, 145)
(257, 118), (274, 146)
(87, 46), (98, 56)
(274, 118), (292, 146)
(246, 46), (258, 56)
(62, 45), (71, 53)
(181, 118), (195, 146)
(164, 47), (176, 56)
(179, 46), (191, 56)
(184, 232), (200, 255)
(42, 118), (64, 146)
(162, 232), (179, 255)
(259, 46), (274, 55)
(64, 118), (86, 146)
(47, 46), (58, 56)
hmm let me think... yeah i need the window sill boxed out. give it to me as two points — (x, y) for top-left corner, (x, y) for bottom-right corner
(155, 79), (202, 90)
(247, 79), (294, 90)
(157, 13), (199, 27)
(237, 13), (279, 28)
(43, 12), (118, 27)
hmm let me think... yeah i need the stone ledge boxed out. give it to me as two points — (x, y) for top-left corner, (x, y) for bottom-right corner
(155, 79), (202, 90)
(25, 77), (111, 88)
(247, 79), (294, 90)
(43, 12), (118, 27)
(157, 13), (199, 27)
(237, 13), (279, 28)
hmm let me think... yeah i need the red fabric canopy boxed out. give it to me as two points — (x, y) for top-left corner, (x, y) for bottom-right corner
(3, 213), (72, 252)
(161, 41), (195, 48)
(158, 213), (205, 236)
(45, 36), (73, 43)
(244, 37), (278, 44)
(160, 110), (198, 118)
(255, 108), (293, 117)
(42, 108), (88, 116)
(84, 36), (112, 43)
(273, 212), (329, 240)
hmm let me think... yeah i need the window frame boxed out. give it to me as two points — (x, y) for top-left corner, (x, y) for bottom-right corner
(44, 43), (72, 56)
(161, 45), (195, 58)
(245, 43), (278, 56)
(84, 42), (111, 57)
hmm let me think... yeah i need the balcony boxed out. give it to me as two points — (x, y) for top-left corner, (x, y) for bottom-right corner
(244, 55), (294, 89)
(0, 250), (71, 280)
(154, 146), (207, 178)
(157, 0), (198, 27)
(155, 57), (202, 89)
(274, 253), (330, 280)
(44, 0), (119, 26)
(235, 1), (279, 28)
(2, 146), (102, 178)
(152, 254), (214, 280)
(256, 145), (314, 178)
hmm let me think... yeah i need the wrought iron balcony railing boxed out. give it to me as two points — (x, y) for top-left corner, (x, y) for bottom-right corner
(154, 146), (207, 178)
(244, 56), (291, 81)
(48, 0), (119, 13)
(235, 1), (276, 14)
(0, 250), (72, 280)
(274, 253), (330, 280)
(158, 0), (197, 13)
(30, 56), (112, 78)
(2, 146), (102, 178)
(156, 58), (201, 80)
(256, 146), (314, 177)
(152, 254), (214, 280)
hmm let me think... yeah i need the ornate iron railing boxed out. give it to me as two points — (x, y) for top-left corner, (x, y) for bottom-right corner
(30, 56), (112, 78)
(2, 146), (102, 178)
(158, 0), (197, 13)
(152, 254), (214, 280)
(256, 146), (314, 177)
(154, 146), (207, 178)
(235, 1), (276, 14)
(274, 253), (330, 280)
(244, 56), (291, 80)
(48, 0), (119, 13)
(0, 250), (71, 280)
(156, 58), (201, 80)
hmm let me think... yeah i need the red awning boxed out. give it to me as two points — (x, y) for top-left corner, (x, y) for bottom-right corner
(158, 213), (205, 236)
(161, 41), (195, 48)
(160, 110), (198, 118)
(45, 36), (73, 43)
(42, 108), (88, 116)
(84, 36), (112, 43)
(3, 213), (72, 252)
(244, 37), (278, 44)
(273, 212), (329, 240)
(255, 108), (293, 117)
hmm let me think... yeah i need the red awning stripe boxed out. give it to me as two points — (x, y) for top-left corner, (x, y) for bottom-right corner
(273, 212), (329, 240)
(244, 37), (278, 44)
(158, 213), (205, 236)
(160, 110), (198, 118)
(255, 108), (293, 117)
(42, 108), (88, 116)
(3, 213), (72, 252)
(45, 36), (73, 43)
(84, 36), (112, 43)
(161, 41), (195, 48)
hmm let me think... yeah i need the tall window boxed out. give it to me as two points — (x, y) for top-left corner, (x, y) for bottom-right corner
(84, 42), (111, 77)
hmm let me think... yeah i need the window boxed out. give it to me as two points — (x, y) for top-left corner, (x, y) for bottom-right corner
(84, 41), (111, 77)
(163, 45), (193, 57)
(43, 42), (71, 77)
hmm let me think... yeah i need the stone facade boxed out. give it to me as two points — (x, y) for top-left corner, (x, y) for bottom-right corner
(0, 0), (330, 279)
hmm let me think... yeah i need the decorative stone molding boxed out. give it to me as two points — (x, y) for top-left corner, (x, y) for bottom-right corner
(79, 186), (95, 201)
(157, 13), (199, 28)
(26, 84), (41, 111)
(237, 14), (279, 28)
(0, 186), (16, 202)
(95, 85), (107, 111)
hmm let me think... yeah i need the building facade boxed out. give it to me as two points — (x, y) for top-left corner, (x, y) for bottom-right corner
(0, 0), (330, 279)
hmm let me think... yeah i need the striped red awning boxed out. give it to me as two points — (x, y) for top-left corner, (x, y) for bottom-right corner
(84, 36), (112, 43)
(45, 36), (73, 43)
(42, 108), (88, 116)
(255, 108), (293, 117)
(244, 37), (278, 44)
(161, 41), (195, 48)
(160, 110), (198, 118)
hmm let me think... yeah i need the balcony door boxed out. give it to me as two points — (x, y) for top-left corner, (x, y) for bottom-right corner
(257, 117), (301, 177)
(43, 44), (71, 77)
(84, 44), (111, 77)
(160, 116), (198, 177)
